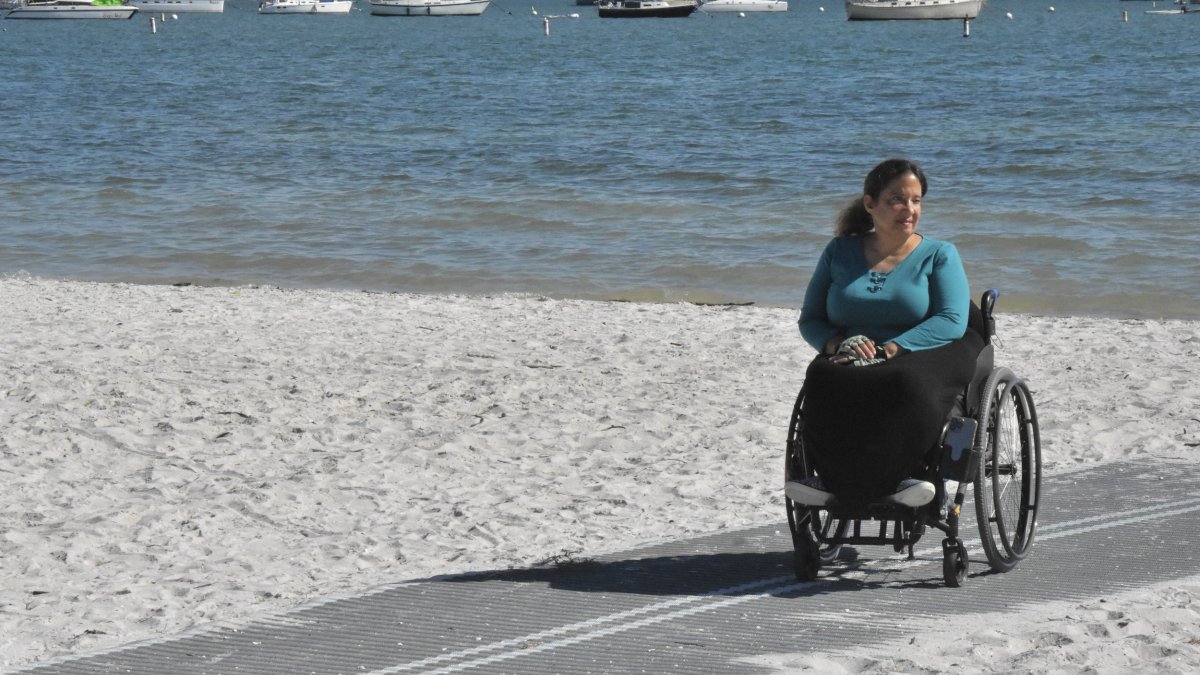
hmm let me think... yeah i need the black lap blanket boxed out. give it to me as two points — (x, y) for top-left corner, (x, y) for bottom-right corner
(800, 331), (984, 503)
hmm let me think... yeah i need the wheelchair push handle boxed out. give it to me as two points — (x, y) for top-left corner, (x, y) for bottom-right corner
(981, 288), (999, 317)
(980, 289), (999, 343)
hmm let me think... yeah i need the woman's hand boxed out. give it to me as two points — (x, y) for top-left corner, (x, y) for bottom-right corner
(829, 336), (902, 365)
(836, 335), (877, 360)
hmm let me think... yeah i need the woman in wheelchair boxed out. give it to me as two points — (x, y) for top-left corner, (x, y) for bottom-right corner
(791, 158), (984, 508)
(785, 159), (1042, 585)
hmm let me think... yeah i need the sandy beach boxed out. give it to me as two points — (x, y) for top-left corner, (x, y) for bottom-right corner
(2, 277), (1199, 671)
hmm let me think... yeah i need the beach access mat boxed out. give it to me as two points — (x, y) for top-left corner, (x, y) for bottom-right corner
(17, 460), (1200, 674)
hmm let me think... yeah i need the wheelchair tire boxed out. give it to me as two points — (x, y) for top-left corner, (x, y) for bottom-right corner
(972, 367), (1042, 573)
(793, 527), (821, 581)
(784, 388), (843, 571)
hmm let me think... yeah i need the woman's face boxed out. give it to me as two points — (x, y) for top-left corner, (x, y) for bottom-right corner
(864, 171), (922, 238)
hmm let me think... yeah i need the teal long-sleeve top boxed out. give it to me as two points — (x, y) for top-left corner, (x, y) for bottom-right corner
(798, 235), (970, 353)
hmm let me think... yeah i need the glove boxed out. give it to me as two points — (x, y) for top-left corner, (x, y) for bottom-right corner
(836, 335), (886, 366)
(835, 335), (871, 356)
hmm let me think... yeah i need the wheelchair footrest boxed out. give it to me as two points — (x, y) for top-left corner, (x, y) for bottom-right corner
(816, 516), (925, 551)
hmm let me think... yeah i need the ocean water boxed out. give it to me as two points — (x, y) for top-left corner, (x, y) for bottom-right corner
(2, 0), (1198, 319)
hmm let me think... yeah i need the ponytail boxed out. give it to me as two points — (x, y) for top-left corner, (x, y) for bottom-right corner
(835, 197), (872, 237)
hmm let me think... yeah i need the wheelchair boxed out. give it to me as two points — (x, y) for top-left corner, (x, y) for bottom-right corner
(784, 289), (1042, 587)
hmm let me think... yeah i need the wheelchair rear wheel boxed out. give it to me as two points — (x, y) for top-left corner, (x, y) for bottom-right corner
(973, 367), (1042, 572)
(784, 388), (843, 579)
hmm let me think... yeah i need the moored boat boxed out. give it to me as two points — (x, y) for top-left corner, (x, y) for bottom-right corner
(701, 0), (786, 11)
(258, 0), (352, 13)
(597, 0), (697, 17)
(5, 0), (138, 18)
(132, 0), (222, 12)
(1145, 0), (1197, 13)
(367, 0), (488, 15)
(845, 0), (981, 20)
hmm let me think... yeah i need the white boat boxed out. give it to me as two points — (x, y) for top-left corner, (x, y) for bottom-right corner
(367, 0), (488, 15)
(1146, 0), (1198, 13)
(133, 0), (222, 11)
(845, 0), (981, 20)
(258, 0), (352, 13)
(5, 0), (138, 18)
(597, 0), (697, 17)
(701, 0), (786, 11)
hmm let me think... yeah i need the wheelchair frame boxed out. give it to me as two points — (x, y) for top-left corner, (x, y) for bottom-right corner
(784, 289), (1043, 587)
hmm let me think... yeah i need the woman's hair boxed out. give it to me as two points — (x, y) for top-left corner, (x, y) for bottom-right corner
(835, 158), (928, 237)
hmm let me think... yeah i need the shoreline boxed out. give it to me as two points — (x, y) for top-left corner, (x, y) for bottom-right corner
(5, 271), (1198, 323)
(2, 278), (1198, 669)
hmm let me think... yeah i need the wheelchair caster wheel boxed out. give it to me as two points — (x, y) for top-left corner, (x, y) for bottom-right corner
(942, 538), (969, 587)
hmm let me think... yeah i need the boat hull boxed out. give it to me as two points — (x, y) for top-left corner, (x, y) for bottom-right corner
(5, 3), (137, 17)
(1145, 4), (1198, 13)
(702, 0), (786, 11)
(132, 0), (223, 11)
(845, 0), (980, 20)
(598, 0), (696, 17)
(368, 0), (489, 15)
(259, 0), (351, 12)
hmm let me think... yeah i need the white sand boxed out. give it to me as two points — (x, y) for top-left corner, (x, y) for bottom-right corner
(1, 277), (1198, 670)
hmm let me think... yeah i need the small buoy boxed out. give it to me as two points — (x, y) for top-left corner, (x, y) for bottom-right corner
(962, 16), (970, 36)
(1048, 5), (1055, 11)
(568, 11), (578, 16)
(738, 10), (745, 15)
(818, 5), (824, 10)
(1005, 10), (1012, 18)
(150, 16), (156, 32)
(531, 5), (537, 14)
(543, 15), (549, 34)
(1122, 9), (1128, 20)
(172, 12), (178, 18)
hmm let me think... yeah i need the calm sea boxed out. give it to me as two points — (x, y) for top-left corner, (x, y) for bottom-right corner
(2, 0), (1198, 319)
